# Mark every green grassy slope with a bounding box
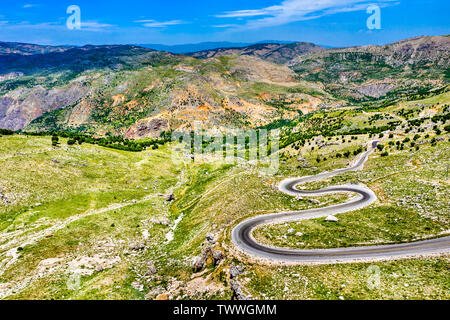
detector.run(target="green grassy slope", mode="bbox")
[0,91,448,299]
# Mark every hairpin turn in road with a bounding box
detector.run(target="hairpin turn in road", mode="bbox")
[232,141,450,263]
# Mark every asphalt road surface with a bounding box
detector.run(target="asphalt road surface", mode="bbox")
[232,142,450,263]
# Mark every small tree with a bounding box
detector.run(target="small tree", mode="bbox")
[51,135,59,147]
[445,125,450,133]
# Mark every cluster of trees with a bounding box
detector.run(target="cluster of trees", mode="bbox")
[340,122,401,137]
[431,113,450,124]
[317,146,366,163]
[0,129,14,137]
[20,131,170,152]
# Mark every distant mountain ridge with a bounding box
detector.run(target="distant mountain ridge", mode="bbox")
[187,42,326,64]
[0,41,74,56]
[138,42,253,54]
[138,40,297,54]
[0,40,303,56]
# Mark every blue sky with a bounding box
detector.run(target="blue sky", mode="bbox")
[0,0,448,46]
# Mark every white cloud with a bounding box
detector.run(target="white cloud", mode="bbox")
[23,4,38,8]
[216,10,268,18]
[1,20,114,33]
[134,19,184,28]
[81,21,114,30]
[216,0,398,29]
[212,24,240,28]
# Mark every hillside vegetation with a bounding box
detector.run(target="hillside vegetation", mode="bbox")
[0,35,448,300]
[0,90,448,299]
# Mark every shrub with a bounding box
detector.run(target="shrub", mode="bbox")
[0,129,14,136]
[51,135,59,147]
[445,125,450,133]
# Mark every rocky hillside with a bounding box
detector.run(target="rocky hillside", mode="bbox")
[0,45,182,132]
[0,43,327,136]
[188,42,326,65]
[0,36,448,137]
[289,36,450,101]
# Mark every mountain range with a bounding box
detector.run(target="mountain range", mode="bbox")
[0,35,448,138]
[138,40,298,54]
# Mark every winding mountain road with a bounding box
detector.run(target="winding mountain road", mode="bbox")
[232,141,450,264]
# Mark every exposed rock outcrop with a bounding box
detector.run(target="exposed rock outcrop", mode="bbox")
[192,233,224,272]
[229,264,251,300]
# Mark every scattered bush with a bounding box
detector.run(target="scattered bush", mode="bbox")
[445,125,450,133]
[51,135,59,147]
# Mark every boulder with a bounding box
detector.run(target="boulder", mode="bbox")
[230,264,244,279]
[230,279,252,300]
[165,193,175,202]
[192,248,208,272]
[146,264,157,276]
[212,250,224,266]
[206,232,216,243]
[155,294,169,300]
[145,287,163,300]
[129,243,146,251]
[325,215,339,222]
[131,282,144,292]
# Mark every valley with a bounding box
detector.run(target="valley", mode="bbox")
[0,35,448,300]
